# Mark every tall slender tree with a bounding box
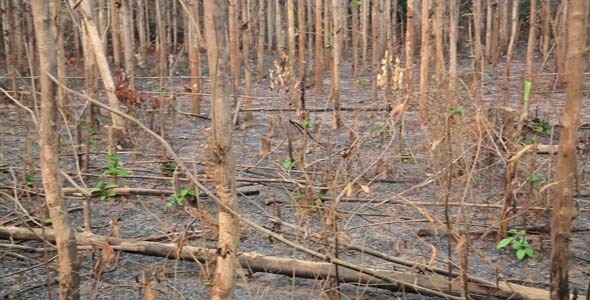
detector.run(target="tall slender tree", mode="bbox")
[551,0,586,298]
[31,1,81,298]
[203,0,239,299]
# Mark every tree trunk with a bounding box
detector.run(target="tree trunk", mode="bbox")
[120,0,135,89]
[405,0,415,86]
[228,0,240,97]
[203,0,239,299]
[448,0,458,90]
[329,0,343,129]
[314,0,323,95]
[109,0,121,67]
[31,1,81,298]
[526,0,537,78]
[256,0,265,79]
[419,0,431,121]
[189,0,202,114]
[550,0,586,298]
[136,0,147,67]
[297,0,306,78]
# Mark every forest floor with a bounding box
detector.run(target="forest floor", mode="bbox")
[1,50,589,299]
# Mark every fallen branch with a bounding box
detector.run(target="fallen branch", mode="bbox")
[0,226,556,300]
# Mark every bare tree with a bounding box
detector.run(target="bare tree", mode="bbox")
[203,0,239,299]
[31,1,81,298]
[120,0,135,89]
[109,0,121,67]
[550,0,586,298]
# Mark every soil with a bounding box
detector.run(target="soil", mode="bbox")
[1,50,589,299]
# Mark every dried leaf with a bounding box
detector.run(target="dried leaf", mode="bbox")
[102,243,114,265]
[360,185,370,194]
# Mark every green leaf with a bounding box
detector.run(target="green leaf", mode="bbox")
[512,240,523,249]
[450,106,464,116]
[497,237,514,249]
[523,81,532,108]
[204,281,216,287]
[302,119,312,128]
[282,157,296,170]
[524,247,534,258]
[516,248,527,260]
[166,201,175,208]
[176,197,185,205]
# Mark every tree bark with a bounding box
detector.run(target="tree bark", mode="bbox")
[109,0,121,67]
[31,1,81,298]
[314,0,323,95]
[203,0,239,299]
[550,0,586,298]
[120,0,135,89]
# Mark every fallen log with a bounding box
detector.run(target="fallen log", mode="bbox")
[0,226,556,299]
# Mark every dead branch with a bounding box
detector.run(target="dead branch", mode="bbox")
[0,225,560,300]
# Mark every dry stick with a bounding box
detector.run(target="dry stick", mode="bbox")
[50,75,462,299]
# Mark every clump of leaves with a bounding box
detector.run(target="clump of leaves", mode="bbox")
[450,106,464,117]
[526,118,552,136]
[166,187,196,209]
[497,229,534,261]
[302,119,313,128]
[356,78,370,86]
[104,154,129,177]
[527,172,545,186]
[94,181,119,201]
[282,156,296,170]
[24,173,34,187]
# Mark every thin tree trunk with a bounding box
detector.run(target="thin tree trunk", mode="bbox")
[526,0,537,78]
[405,0,415,87]
[51,0,67,112]
[491,0,500,66]
[351,0,359,81]
[256,0,265,78]
[189,0,202,114]
[330,0,343,129]
[541,0,551,59]
[419,0,431,121]
[31,1,81,298]
[550,1,586,298]
[434,0,445,85]
[109,0,121,67]
[360,0,369,71]
[499,0,510,51]
[228,0,240,97]
[448,0,458,90]
[287,0,296,74]
[275,0,284,52]
[136,0,147,67]
[485,0,493,61]
[473,0,484,81]
[120,0,135,89]
[155,0,168,76]
[203,0,239,299]
[242,0,253,122]
[314,0,323,95]
[297,0,306,78]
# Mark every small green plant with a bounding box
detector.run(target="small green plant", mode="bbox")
[24,173,34,187]
[375,126,385,134]
[204,281,216,287]
[527,172,545,186]
[526,118,551,136]
[94,181,119,201]
[356,78,370,85]
[450,106,464,117]
[282,156,296,170]
[497,229,534,261]
[166,187,196,208]
[104,154,129,177]
[302,119,312,128]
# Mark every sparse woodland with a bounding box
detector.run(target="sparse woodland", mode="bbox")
[1,0,590,299]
